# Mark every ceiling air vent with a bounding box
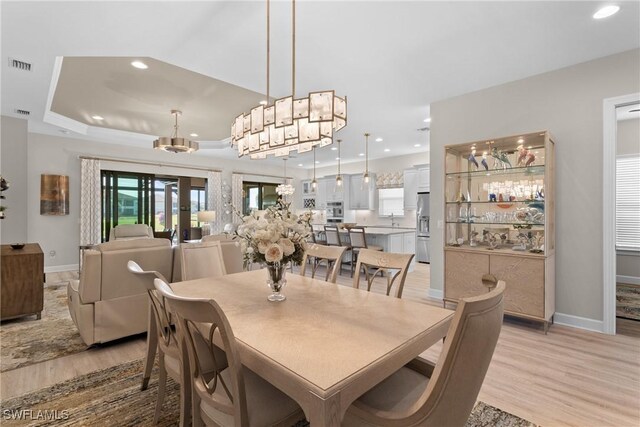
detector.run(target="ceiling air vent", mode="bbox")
[8,58,32,71]
[417,127,430,132]
[15,109,30,116]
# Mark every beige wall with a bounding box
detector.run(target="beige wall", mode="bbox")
[430,49,640,322]
[616,116,640,279]
[0,116,28,244]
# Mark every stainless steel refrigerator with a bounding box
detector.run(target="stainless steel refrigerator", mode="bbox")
[416,192,430,263]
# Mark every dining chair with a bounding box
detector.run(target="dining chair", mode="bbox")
[353,248,414,298]
[127,261,189,426]
[153,278,305,427]
[201,234,233,243]
[343,281,505,427]
[180,241,227,281]
[300,244,347,283]
[325,225,350,276]
[348,227,383,277]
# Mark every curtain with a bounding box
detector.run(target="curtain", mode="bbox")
[79,159,101,245]
[232,173,243,221]
[207,171,223,234]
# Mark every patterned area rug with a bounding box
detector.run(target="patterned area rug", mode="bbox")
[0,358,536,426]
[617,283,640,321]
[0,280,86,373]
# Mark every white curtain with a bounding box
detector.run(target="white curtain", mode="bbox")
[207,171,223,234]
[80,159,101,245]
[232,173,243,222]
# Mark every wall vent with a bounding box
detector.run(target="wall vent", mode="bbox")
[8,58,32,71]
[15,109,30,116]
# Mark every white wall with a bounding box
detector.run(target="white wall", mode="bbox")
[0,116,29,243]
[430,49,640,324]
[314,152,429,227]
[23,132,306,270]
[616,117,640,281]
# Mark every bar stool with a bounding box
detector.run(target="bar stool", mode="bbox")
[348,227,383,277]
[324,225,351,276]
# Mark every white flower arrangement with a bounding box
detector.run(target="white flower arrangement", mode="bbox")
[234,200,313,267]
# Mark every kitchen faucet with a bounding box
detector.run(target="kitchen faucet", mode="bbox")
[390,213,399,228]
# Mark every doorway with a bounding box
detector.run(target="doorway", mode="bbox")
[603,93,640,335]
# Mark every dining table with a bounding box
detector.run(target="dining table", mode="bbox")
[169,268,454,426]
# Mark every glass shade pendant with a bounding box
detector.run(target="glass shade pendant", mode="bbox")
[276,158,295,199]
[335,139,343,188]
[311,146,318,189]
[363,133,370,183]
[153,110,198,153]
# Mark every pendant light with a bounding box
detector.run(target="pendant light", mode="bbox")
[335,139,343,187]
[153,110,198,153]
[363,133,370,183]
[276,158,295,198]
[311,147,317,190]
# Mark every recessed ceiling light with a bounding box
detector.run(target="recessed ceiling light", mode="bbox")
[414,144,421,147]
[359,153,364,156]
[375,137,383,142]
[315,161,320,164]
[131,60,148,69]
[190,133,199,137]
[384,148,390,152]
[91,115,104,120]
[298,163,303,167]
[423,118,431,123]
[331,147,337,151]
[259,100,268,106]
[335,157,340,160]
[517,137,524,143]
[593,5,620,19]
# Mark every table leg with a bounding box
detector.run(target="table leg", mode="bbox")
[141,306,158,390]
[306,392,344,427]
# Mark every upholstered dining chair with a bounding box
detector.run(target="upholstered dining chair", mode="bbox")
[300,244,347,283]
[353,249,414,298]
[153,278,305,427]
[343,282,505,427]
[325,225,351,276]
[180,241,227,281]
[348,227,383,277]
[126,261,189,426]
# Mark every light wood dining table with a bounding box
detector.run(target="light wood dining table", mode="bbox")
[169,269,454,426]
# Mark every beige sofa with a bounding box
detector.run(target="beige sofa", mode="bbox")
[68,238,244,346]
[109,224,154,241]
[68,238,173,345]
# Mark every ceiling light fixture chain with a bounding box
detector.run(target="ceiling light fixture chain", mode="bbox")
[363,133,370,183]
[336,139,342,187]
[231,0,347,159]
[311,147,317,189]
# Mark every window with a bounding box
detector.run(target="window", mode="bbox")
[242,182,279,214]
[616,154,640,251]
[378,188,404,217]
[190,187,207,227]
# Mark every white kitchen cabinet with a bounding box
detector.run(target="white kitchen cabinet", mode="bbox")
[315,179,328,209]
[389,234,404,253]
[403,169,418,210]
[349,174,375,210]
[403,233,416,255]
[417,166,430,192]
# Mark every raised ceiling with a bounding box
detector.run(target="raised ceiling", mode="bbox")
[2,1,639,168]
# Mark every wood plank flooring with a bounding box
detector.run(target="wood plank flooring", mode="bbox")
[1,264,639,427]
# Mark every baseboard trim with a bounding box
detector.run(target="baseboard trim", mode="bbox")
[427,288,443,301]
[554,313,604,334]
[617,275,640,286]
[45,264,79,274]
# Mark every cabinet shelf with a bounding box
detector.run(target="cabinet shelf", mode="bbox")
[445,221,544,226]
[445,165,545,178]
[445,200,544,205]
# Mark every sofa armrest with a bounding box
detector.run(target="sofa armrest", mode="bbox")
[79,250,102,303]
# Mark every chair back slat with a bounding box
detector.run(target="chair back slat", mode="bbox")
[300,245,347,283]
[353,249,414,298]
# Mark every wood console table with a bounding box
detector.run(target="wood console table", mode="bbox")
[1,243,44,321]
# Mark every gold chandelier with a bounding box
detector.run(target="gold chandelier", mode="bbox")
[231,0,347,159]
[154,110,198,153]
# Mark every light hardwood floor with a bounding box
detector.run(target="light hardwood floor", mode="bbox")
[1,263,639,426]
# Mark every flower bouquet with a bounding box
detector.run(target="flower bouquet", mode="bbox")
[234,200,313,301]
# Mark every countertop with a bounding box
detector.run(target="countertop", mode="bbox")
[311,225,415,236]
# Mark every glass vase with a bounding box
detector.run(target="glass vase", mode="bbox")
[266,262,287,302]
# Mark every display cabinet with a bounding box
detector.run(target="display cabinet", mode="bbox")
[443,131,555,332]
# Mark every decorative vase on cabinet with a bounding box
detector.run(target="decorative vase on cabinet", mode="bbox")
[443,131,555,333]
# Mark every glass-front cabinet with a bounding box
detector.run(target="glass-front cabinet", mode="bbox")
[443,131,556,332]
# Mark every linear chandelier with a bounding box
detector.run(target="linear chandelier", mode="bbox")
[154,110,198,153]
[231,0,347,159]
